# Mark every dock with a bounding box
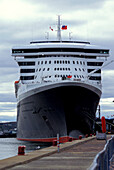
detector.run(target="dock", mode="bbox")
[0,135,112,170]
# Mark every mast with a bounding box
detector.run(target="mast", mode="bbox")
[57,15,61,41]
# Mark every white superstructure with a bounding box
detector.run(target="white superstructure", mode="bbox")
[12,40,109,100]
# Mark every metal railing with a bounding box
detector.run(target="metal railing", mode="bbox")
[89,135,114,170]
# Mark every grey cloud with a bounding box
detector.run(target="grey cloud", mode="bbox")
[0,115,16,122]
[0,93,16,102]
[25,0,107,10]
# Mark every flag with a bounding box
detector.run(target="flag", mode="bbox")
[49,26,53,31]
[61,25,67,30]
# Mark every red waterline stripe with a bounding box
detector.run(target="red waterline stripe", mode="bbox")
[17,136,70,143]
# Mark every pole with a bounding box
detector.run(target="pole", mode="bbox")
[57,133,60,153]
[57,15,61,41]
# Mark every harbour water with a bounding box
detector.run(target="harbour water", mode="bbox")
[0,138,48,160]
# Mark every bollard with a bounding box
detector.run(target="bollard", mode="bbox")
[18,146,26,155]
[79,135,82,140]
[85,134,88,138]
[69,137,73,142]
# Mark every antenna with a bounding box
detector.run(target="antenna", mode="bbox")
[45,32,49,40]
[69,32,72,40]
[57,15,61,41]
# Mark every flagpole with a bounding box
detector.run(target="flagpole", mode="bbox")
[57,15,61,41]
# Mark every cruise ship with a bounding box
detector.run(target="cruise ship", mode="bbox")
[12,17,109,142]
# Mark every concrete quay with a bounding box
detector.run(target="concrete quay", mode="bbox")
[0,136,111,170]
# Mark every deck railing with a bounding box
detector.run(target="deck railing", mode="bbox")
[89,135,114,170]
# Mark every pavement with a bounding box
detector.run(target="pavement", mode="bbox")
[0,136,111,170]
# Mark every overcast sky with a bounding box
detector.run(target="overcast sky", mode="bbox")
[0,0,114,122]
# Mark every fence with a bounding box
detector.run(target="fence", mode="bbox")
[89,135,114,170]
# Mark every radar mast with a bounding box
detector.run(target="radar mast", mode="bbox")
[57,15,61,41]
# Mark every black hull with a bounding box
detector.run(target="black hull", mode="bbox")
[17,85,100,142]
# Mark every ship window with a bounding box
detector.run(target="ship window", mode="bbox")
[87,62,103,66]
[54,61,56,64]
[75,68,77,71]
[79,68,81,71]
[38,61,40,65]
[68,61,70,64]
[54,68,56,71]
[68,68,70,71]
[60,61,62,64]
[49,61,51,64]
[18,62,35,66]
[45,61,47,64]
[77,61,79,64]
[60,68,62,70]
[47,68,50,71]
[39,68,41,71]
[20,76,34,80]
[89,76,101,80]
[57,61,59,64]
[80,61,82,65]
[88,69,101,73]
[83,62,85,65]
[57,68,59,71]
[73,61,75,64]
[20,69,35,73]
[43,68,45,71]
[12,48,109,54]
[41,61,43,64]
[65,61,67,64]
